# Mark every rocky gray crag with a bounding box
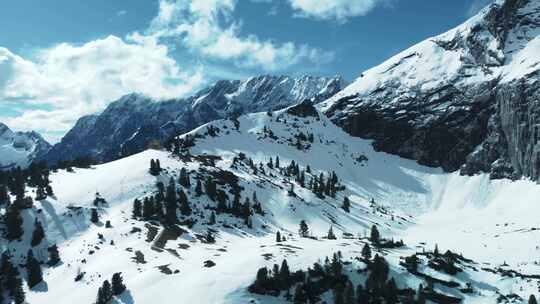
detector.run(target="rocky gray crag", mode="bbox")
[322,0,540,180]
[44,75,346,164]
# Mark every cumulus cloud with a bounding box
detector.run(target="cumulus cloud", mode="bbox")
[147,0,334,70]
[0,36,204,141]
[288,0,385,22]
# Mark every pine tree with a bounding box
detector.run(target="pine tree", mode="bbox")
[12,280,25,304]
[143,197,154,220]
[299,220,309,237]
[279,259,290,289]
[96,280,113,304]
[35,185,47,200]
[0,184,11,206]
[327,226,337,240]
[90,208,99,223]
[276,231,282,243]
[370,224,380,245]
[165,178,178,224]
[343,280,355,304]
[178,189,191,216]
[529,295,538,304]
[209,211,216,225]
[384,278,398,304]
[342,196,351,213]
[361,243,372,260]
[132,198,142,218]
[5,205,24,240]
[179,168,191,187]
[356,284,368,304]
[434,244,440,256]
[47,244,61,266]
[205,176,216,201]
[111,272,126,295]
[31,218,45,247]
[26,249,43,288]
[195,179,203,196]
[275,156,280,168]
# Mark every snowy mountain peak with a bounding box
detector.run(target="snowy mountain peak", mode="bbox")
[321,0,540,180]
[0,123,51,170]
[44,74,346,165]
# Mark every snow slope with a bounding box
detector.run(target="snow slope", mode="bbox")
[6,103,539,303]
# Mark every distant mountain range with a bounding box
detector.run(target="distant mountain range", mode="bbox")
[42,75,346,165]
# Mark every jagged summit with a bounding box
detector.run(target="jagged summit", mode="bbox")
[0,122,51,169]
[43,74,346,165]
[321,0,540,180]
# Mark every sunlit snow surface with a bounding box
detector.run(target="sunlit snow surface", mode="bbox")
[6,107,537,303]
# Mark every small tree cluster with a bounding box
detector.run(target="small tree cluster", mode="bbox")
[149,159,162,176]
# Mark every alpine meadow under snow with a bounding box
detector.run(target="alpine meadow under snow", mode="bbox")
[1,0,540,303]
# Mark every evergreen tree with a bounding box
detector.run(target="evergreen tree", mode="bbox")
[90,208,99,223]
[179,168,191,187]
[370,225,380,245]
[143,197,154,220]
[529,295,538,304]
[342,196,351,213]
[96,280,113,304]
[361,243,372,260]
[31,218,45,247]
[299,220,309,237]
[5,205,24,240]
[333,285,345,304]
[275,156,280,168]
[276,231,282,243]
[165,178,178,224]
[111,272,126,295]
[0,184,11,206]
[327,226,337,240]
[356,284,368,304]
[12,280,25,304]
[35,185,47,200]
[47,244,61,266]
[209,212,216,225]
[205,176,217,201]
[178,189,191,216]
[343,280,355,304]
[384,278,398,304]
[434,244,440,256]
[279,259,290,289]
[132,198,142,218]
[26,249,43,288]
[195,179,203,196]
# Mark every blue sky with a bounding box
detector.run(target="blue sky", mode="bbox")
[0,0,492,142]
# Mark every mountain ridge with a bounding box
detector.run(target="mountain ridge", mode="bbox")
[320,0,540,180]
[43,74,346,165]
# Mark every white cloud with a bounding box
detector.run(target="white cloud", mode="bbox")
[288,0,384,22]
[0,36,204,140]
[117,10,127,16]
[147,0,333,71]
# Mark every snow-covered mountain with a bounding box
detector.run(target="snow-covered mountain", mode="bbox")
[44,75,346,165]
[0,123,51,170]
[321,0,540,180]
[4,103,540,303]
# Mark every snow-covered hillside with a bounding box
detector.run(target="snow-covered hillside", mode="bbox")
[0,123,51,170]
[3,103,539,303]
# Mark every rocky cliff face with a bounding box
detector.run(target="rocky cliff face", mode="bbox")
[45,75,346,164]
[322,0,540,180]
